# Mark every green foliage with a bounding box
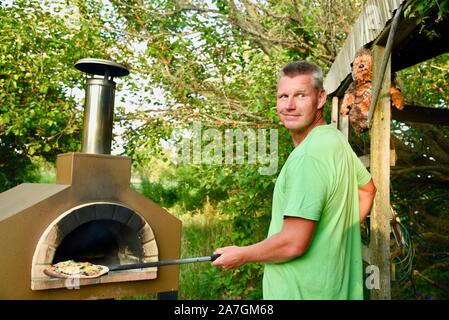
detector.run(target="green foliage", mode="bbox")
[137,176,179,208]
[404,0,449,25]
[0,140,40,190]
[0,0,129,191]
[397,53,449,108]
[404,0,449,42]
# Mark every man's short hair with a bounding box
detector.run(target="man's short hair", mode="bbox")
[279,61,324,91]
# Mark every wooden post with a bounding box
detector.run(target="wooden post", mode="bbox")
[369,45,391,300]
[331,96,339,128]
[338,105,349,139]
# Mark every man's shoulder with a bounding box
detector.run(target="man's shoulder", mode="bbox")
[306,125,347,155]
[313,124,344,141]
[287,125,348,164]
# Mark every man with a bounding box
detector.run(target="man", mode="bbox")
[212,61,376,299]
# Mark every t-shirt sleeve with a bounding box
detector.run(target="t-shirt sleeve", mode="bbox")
[353,151,372,187]
[282,155,328,221]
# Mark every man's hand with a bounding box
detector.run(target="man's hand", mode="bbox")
[211,246,246,269]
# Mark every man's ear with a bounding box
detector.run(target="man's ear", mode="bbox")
[317,90,327,110]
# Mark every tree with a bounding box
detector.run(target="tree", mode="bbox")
[0,0,131,191]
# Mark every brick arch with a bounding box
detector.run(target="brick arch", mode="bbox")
[31,202,158,289]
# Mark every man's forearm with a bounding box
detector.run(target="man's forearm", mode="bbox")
[242,232,303,264]
[210,235,295,270]
[359,193,374,223]
[359,179,376,223]
[212,217,315,269]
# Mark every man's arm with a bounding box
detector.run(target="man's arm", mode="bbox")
[359,178,376,224]
[211,217,315,269]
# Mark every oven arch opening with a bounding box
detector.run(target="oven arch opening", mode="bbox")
[53,219,143,266]
[31,202,159,290]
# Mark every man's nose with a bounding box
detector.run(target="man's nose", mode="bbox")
[286,97,296,109]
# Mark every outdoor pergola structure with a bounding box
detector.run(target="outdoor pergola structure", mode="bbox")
[324,0,449,299]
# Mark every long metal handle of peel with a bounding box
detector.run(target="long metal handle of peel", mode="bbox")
[109,254,221,272]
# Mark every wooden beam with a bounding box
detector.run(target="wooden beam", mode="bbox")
[362,244,371,264]
[338,108,349,140]
[362,245,397,282]
[369,45,391,300]
[368,3,403,127]
[331,96,339,128]
[392,105,449,126]
[359,147,396,168]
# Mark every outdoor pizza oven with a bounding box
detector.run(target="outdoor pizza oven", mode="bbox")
[0,59,182,299]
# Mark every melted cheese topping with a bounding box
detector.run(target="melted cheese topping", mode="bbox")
[53,260,104,276]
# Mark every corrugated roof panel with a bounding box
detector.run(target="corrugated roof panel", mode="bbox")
[324,0,405,95]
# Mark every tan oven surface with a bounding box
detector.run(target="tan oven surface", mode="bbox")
[0,153,182,299]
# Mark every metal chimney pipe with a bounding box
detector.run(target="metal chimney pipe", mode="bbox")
[75,58,129,154]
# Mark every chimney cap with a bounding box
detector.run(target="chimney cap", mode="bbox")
[75,58,129,77]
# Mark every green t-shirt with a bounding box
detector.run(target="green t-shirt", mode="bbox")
[263,124,371,300]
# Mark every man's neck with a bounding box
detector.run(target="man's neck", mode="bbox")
[290,115,326,147]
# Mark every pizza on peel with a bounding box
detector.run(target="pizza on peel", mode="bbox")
[44,260,109,279]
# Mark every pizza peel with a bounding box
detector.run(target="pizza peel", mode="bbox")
[44,253,221,279]
[108,253,221,272]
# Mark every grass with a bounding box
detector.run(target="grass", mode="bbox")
[176,202,232,299]
[118,201,233,300]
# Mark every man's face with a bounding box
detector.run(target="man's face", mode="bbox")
[276,74,326,133]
